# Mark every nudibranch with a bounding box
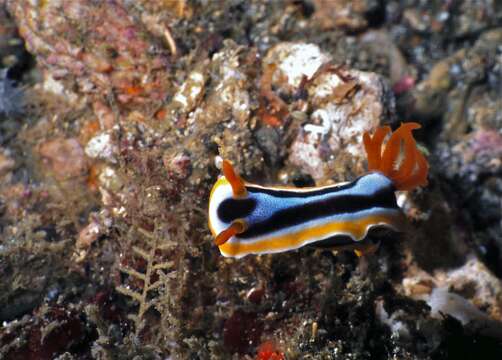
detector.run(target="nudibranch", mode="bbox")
[208,122,428,258]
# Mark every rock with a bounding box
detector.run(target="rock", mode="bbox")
[412,29,502,136]
[169,68,207,116]
[403,256,502,323]
[39,138,88,180]
[163,151,192,180]
[76,210,111,250]
[312,0,382,32]
[375,299,411,338]
[290,61,394,179]
[0,149,14,177]
[263,43,330,95]
[0,69,23,116]
[204,42,252,124]
[436,130,502,274]
[360,30,411,87]
[41,72,79,105]
[437,258,502,321]
[399,2,502,39]
[427,287,502,340]
[77,218,101,249]
[438,130,502,183]
[262,43,396,181]
[92,101,115,130]
[403,188,469,272]
[8,0,171,113]
[181,41,262,179]
[223,310,263,354]
[449,2,502,38]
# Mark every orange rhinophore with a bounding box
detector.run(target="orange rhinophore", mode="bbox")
[222,159,247,198]
[214,219,247,246]
[363,122,429,191]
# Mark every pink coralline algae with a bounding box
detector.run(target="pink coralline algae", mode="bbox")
[7,0,171,112]
[38,138,88,180]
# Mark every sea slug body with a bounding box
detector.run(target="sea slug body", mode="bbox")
[208,123,428,258]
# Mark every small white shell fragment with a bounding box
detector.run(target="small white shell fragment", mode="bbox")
[264,43,330,88]
[85,132,117,163]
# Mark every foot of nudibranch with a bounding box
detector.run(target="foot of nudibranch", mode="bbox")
[214,219,247,246]
[324,238,381,256]
[353,240,380,257]
[222,160,247,198]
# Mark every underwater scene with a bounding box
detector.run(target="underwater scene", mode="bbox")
[1,1,502,359]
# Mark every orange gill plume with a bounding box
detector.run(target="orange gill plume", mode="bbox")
[363,122,429,191]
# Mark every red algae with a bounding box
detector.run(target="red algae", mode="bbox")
[223,310,263,354]
[2,306,94,360]
[256,340,285,360]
